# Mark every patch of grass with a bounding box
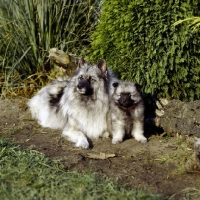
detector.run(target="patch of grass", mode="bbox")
[1,124,25,135]
[169,188,200,200]
[154,136,192,174]
[135,149,146,156]
[0,138,163,200]
[154,152,185,165]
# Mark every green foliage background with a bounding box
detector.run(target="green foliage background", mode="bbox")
[0,0,100,95]
[88,0,200,101]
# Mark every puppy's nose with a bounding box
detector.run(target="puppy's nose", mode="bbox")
[77,83,83,89]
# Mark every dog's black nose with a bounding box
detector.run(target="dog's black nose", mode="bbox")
[77,83,83,89]
[77,79,89,90]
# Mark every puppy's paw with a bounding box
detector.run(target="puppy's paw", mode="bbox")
[112,138,123,144]
[134,135,147,143]
[75,137,89,149]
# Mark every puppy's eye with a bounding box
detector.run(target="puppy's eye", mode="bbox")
[89,76,96,82]
[129,94,132,97]
[79,75,83,80]
[91,78,95,82]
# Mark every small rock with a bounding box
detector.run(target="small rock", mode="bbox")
[156,101,163,110]
[194,137,200,150]
[185,152,200,173]
[159,98,169,107]
[155,109,165,117]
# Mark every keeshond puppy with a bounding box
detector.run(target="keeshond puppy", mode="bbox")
[28,58,111,148]
[110,81,147,144]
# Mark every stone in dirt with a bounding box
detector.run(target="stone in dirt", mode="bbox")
[155,99,200,137]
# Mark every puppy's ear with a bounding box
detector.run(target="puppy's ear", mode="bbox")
[112,82,119,88]
[98,59,107,75]
[135,83,141,92]
[77,57,85,68]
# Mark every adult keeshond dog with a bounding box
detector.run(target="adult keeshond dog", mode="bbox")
[28,58,111,148]
[110,81,147,144]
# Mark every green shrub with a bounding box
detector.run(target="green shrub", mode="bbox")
[88,0,200,101]
[0,0,100,95]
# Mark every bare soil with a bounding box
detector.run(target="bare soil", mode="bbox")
[1,98,200,199]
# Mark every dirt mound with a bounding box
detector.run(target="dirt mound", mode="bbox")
[155,99,200,137]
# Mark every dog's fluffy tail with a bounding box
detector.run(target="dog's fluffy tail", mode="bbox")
[27,80,68,129]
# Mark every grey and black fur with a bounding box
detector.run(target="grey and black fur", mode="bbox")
[110,81,147,144]
[28,79,69,129]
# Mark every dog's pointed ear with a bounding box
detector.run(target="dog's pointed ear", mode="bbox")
[112,82,119,88]
[98,59,107,75]
[78,57,85,68]
[135,83,141,92]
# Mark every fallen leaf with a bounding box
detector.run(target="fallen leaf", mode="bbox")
[87,152,116,159]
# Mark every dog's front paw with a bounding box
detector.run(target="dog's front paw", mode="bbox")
[76,137,89,149]
[134,135,147,143]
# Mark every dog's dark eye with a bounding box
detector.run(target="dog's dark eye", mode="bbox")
[90,77,95,82]
[129,94,132,97]
[79,75,83,80]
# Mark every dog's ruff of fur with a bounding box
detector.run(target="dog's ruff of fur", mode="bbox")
[28,58,111,148]
[110,81,147,144]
